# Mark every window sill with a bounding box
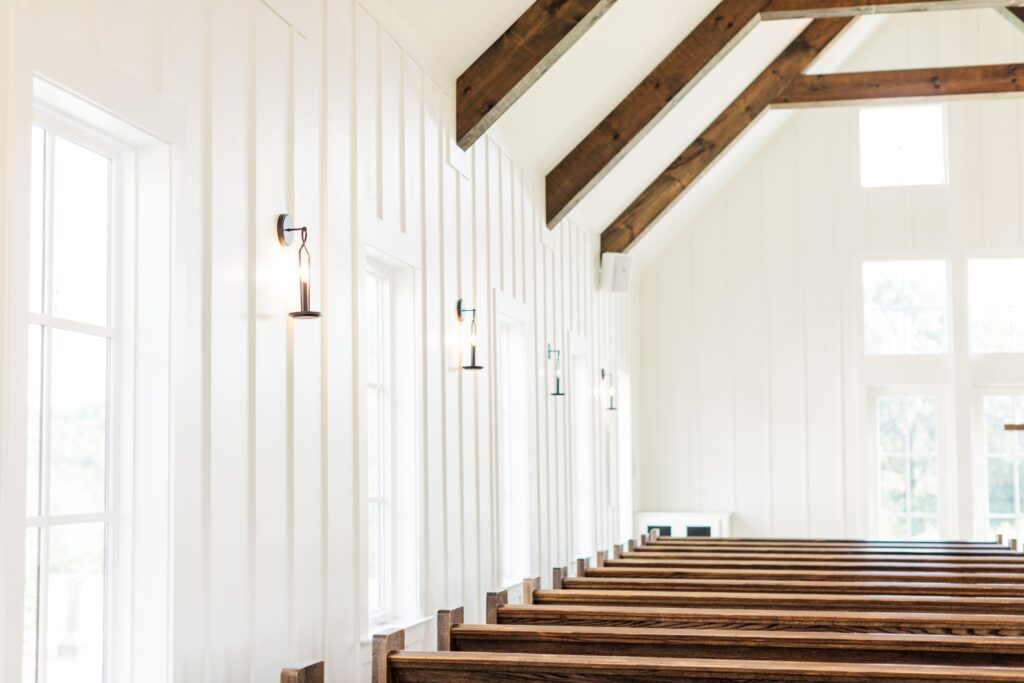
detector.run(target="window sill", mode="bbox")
[361,614,433,645]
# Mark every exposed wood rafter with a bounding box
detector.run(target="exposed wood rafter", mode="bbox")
[547,0,1024,229]
[774,63,1024,106]
[455,0,617,150]
[600,19,851,255]
[545,0,766,227]
[761,0,1024,19]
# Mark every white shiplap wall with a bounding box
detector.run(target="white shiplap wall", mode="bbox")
[0,0,632,682]
[635,10,1024,539]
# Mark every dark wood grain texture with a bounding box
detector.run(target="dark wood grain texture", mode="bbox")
[387,650,1024,682]
[585,565,1024,584]
[530,587,1024,614]
[281,661,324,683]
[373,629,405,683]
[620,550,1024,563]
[604,557,1024,572]
[639,542,1017,556]
[496,603,1024,636]
[562,575,1024,597]
[449,623,1024,667]
[544,0,765,226]
[773,63,1024,106]
[599,18,850,254]
[456,0,617,149]
[762,0,1024,18]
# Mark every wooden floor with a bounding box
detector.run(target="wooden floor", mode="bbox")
[362,532,1024,682]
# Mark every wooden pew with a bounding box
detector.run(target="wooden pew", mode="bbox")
[652,537,1004,546]
[437,609,1024,667]
[527,587,1024,615]
[492,602,1024,636]
[280,660,323,683]
[603,557,1024,573]
[617,550,1024,565]
[561,575,1024,597]
[584,565,1024,584]
[635,544,1020,557]
[374,642,1024,681]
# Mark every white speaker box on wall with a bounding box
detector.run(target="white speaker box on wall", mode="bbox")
[599,252,632,293]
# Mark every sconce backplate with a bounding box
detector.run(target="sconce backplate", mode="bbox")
[277,213,295,247]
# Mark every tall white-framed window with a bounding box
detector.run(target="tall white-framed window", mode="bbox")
[615,371,634,543]
[365,264,392,623]
[494,300,530,588]
[571,349,595,558]
[979,393,1024,540]
[870,391,942,540]
[24,123,116,683]
[363,254,420,629]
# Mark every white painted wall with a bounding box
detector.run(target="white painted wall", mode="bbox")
[0,0,632,681]
[635,10,1024,540]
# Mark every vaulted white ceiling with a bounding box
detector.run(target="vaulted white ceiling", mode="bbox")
[377,1,1024,268]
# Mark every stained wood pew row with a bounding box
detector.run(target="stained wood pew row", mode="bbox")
[437,607,1024,667]
[488,599,1024,637]
[584,565,1024,584]
[280,660,323,683]
[527,586,1024,615]
[373,632,1024,683]
[635,543,1021,557]
[561,575,1024,598]
[603,556,1024,573]
[617,551,1024,565]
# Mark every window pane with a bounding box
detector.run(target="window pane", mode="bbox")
[51,137,109,326]
[984,395,1015,455]
[909,457,937,515]
[367,387,381,498]
[27,325,43,517]
[367,502,382,617]
[863,261,947,355]
[49,330,107,515]
[910,516,938,540]
[876,396,906,454]
[878,515,907,540]
[879,456,906,515]
[365,274,381,386]
[46,523,105,683]
[907,396,937,455]
[989,516,1017,540]
[988,458,1015,515]
[23,528,39,683]
[859,105,945,188]
[969,259,1024,354]
[30,127,45,315]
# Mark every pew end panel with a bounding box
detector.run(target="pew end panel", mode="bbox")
[627,539,636,552]
[280,660,324,683]
[612,544,622,559]
[576,556,590,577]
[485,589,508,625]
[522,576,542,605]
[596,550,607,567]
[436,607,464,652]
[372,629,405,683]
[552,566,567,590]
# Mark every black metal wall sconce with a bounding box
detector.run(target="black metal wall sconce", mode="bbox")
[277,214,321,319]
[547,344,566,397]
[456,299,483,370]
[601,368,617,411]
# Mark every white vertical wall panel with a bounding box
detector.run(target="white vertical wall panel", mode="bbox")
[636,11,1024,538]
[1,0,633,682]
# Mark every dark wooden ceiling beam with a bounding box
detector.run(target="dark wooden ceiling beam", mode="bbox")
[599,18,851,255]
[545,0,766,227]
[774,63,1024,106]
[455,0,617,150]
[549,0,1024,230]
[762,0,1024,19]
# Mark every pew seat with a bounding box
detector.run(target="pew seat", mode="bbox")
[494,603,1024,636]
[442,621,1024,667]
[529,588,1024,615]
[583,566,1024,584]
